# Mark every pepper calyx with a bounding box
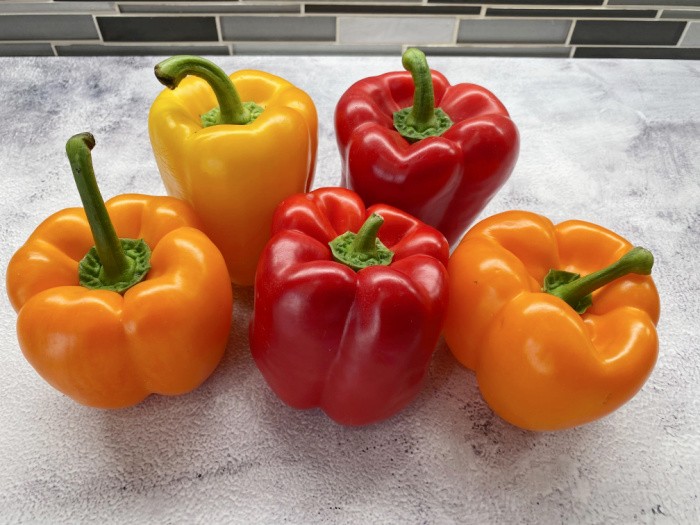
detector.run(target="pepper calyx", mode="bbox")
[329,213,394,272]
[201,101,264,128]
[79,239,151,294]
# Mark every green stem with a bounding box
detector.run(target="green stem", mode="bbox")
[393,48,453,142]
[66,133,151,294]
[329,213,394,272]
[154,55,254,125]
[546,247,654,311]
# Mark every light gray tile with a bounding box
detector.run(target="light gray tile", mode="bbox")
[338,16,455,44]
[662,10,700,19]
[56,44,231,56]
[681,21,700,46]
[458,19,571,44]
[119,3,300,14]
[232,42,402,55]
[0,2,115,14]
[421,45,571,58]
[221,16,336,41]
[0,15,98,40]
[0,43,54,56]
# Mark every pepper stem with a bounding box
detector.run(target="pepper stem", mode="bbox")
[329,213,394,272]
[544,247,654,314]
[66,133,150,294]
[154,55,263,127]
[393,48,453,142]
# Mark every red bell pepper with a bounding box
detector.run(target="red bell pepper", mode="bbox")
[249,187,449,426]
[335,48,519,246]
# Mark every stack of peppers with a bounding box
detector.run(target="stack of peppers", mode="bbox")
[6,50,659,432]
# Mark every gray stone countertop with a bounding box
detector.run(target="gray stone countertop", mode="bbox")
[0,56,698,524]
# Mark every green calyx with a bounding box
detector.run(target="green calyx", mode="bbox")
[543,246,654,314]
[329,213,394,272]
[66,132,151,294]
[393,47,453,142]
[154,55,264,127]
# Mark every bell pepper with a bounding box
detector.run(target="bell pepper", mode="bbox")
[335,48,519,246]
[249,187,449,426]
[148,55,318,285]
[6,133,233,408]
[443,211,660,431]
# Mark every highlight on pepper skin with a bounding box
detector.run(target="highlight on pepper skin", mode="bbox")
[443,210,660,431]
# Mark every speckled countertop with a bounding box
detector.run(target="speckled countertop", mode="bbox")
[0,56,698,524]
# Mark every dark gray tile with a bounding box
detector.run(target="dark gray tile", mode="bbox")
[571,20,687,45]
[0,15,98,40]
[486,8,658,18]
[0,43,54,56]
[421,45,571,57]
[305,4,480,15]
[221,16,335,42]
[232,42,402,55]
[429,0,603,4]
[458,19,571,44]
[97,16,218,42]
[574,46,700,59]
[0,2,115,13]
[662,10,700,19]
[119,3,300,14]
[609,0,700,5]
[56,44,230,56]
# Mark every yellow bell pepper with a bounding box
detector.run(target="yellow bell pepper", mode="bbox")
[148,56,318,285]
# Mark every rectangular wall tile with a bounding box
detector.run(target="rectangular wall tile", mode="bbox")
[486,8,658,18]
[119,4,300,14]
[661,10,700,19]
[681,22,700,46]
[420,45,571,57]
[339,16,455,44]
[221,16,335,41]
[0,43,54,56]
[0,15,98,40]
[232,42,403,55]
[571,21,687,45]
[0,2,115,14]
[574,46,700,59]
[305,4,480,15]
[428,0,603,5]
[56,44,230,55]
[608,0,700,5]
[458,19,571,44]
[97,16,218,42]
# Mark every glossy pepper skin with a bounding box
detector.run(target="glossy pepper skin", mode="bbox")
[335,48,519,246]
[249,188,450,426]
[149,56,318,285]
[6,134,233,409]
[443,211,660,431]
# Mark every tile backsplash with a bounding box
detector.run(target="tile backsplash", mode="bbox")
[0,0,698,58]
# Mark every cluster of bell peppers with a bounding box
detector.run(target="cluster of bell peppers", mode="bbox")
[6,50,659,431]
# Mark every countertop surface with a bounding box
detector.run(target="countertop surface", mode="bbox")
[0,56,698,524]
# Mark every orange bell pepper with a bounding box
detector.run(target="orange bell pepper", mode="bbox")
[148,55,318,285]
[6,133,233,408]
[443,211,660,431]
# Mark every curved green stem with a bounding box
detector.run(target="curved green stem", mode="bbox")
[393,48,453,142]
[329,213,394,272]
[154,55,260,126]
[544,247,654,314]
[66,133,150,294]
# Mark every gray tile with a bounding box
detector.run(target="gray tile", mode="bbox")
[485,8,658,18]
[119,3,300,14]
[56,44,231,56]
[0,43,54,56]
[661,10,700,19]
[98,16,218,42]
[221,16,335,42]
[0,15,98,40]
[571,20,686,45]
[681,21,700,46]
[609,0,700,5]
[232,42,402,55]
[0,2,115,13]
[430,0,603,4]
[305,4,480,15]
[339,16,455,44]
[420,45,571,57]
[458,19,571,44]
[574,46,700,59]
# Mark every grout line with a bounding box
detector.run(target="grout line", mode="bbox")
[215,14,223,42]
[50,42,58,57]
[92,14,104,43]
[565,19,576,46]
